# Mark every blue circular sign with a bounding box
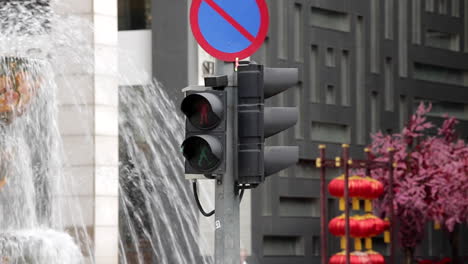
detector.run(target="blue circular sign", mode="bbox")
[190,0,269,61]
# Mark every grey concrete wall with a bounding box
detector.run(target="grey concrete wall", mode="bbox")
[251,0,468,263]
[55,0,120,263]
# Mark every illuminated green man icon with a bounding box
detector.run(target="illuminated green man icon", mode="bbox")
[198,146,212,167]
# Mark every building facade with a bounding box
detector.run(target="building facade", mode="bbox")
[250,0,468,263]
[122,0,468,263]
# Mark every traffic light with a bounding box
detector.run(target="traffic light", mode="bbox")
[181,87,227,175]
[237,62,299,185]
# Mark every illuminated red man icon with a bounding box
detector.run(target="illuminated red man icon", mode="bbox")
[198,102,209,126]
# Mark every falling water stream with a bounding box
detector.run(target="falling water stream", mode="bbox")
[0,0,213,263]
[119,84,213,264]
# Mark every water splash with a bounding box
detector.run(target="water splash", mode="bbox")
[0,0,214,263]
[0,0,95,262]
[118,83,214,264]
[0,229,83,264]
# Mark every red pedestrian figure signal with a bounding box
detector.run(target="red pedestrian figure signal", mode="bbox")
[198,102,209,126]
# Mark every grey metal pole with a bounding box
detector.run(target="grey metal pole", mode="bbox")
[319,144,328,264]
[343,144,350,264]
[214,61,240,264]
[388,149,395,264]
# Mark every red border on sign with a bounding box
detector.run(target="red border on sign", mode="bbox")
[190,0,269,62]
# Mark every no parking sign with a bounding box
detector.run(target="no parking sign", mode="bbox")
[190,0,269,62]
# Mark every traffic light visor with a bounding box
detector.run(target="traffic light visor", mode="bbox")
[181,93,223,130]
[181,135,223,172]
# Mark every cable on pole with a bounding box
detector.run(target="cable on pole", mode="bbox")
[192,180,215,217]
[192,181,250,217]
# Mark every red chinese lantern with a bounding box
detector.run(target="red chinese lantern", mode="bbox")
[329,175,368,197]
[329,252,372,264]
[351,252,372,264]
[329,175,371,210]
[329,214,346,237]
[383,219,390,230]
[329,214,387,239]
[350,215,365,238]
[328,175,345,197]
[328,215,364,238]
[329,251,346,264]
[367,178,384,198]
[367,250,385,264]
[361,177,384,212]
[361,214,387,237]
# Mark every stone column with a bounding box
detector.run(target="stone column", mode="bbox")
[55,0,119,263]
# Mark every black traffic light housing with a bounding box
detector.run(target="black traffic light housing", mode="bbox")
[181,89,226,175]
[237,62,299,185]
[181,92,225,131]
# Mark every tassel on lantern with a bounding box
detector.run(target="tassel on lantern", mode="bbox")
[384,218,391,243]
[354,238,362,251]
[340,237,347,250]
[352,197,360,210]
[384,231,390,243]
[339,198,345,211]
[365,237,372,250]
[364,199,372,212]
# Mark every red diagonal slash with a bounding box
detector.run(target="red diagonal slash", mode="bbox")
[203,0,256,42]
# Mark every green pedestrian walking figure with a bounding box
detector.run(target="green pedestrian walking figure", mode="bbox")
[198,146,211,167]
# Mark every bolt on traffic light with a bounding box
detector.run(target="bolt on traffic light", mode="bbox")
[181,89,226,175]
[237,62,299,185]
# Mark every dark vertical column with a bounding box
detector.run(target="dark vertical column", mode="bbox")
[412,0,422,44]
[388,149,396,264]
[152,0,189,105]
[342,144,350,264]
[319,145,327,264]
[370,0,380,73]
[355,16,365,144]
[398,0,408,77]
[464,0,468,52]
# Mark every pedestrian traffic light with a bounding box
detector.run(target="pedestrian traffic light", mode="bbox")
[181,88,226,175]
[237,62,299,185]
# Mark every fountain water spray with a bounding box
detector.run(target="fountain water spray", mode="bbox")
[0,0,214,263]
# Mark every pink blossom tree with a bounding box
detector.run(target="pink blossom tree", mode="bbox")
[367,103,468,264]
[421,116,468,263]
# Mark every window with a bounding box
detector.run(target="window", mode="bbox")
[118,0,151,30]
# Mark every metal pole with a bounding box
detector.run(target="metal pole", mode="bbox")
[388,149,395,264]
[214,61,240,264]
[319,144,327,264]
[365,148,371,178]
[343,144,350,264]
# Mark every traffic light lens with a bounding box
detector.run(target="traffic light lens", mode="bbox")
[182,136,221,172]
[181,93,223,130]
[190,98,219,129]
